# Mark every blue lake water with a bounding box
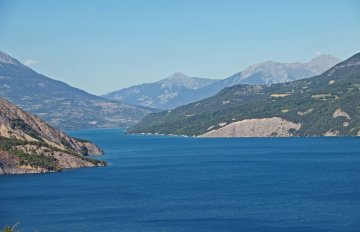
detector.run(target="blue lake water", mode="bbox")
[1,128,360,232]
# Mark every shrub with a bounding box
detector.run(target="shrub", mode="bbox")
[1,223,22,232]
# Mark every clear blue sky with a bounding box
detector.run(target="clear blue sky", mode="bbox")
[0,0,359,95]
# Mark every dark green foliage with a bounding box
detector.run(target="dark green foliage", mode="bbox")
[0,136,27,150]
[9,118,43,141]
[79,146,89,156]
[0,136,106,171]
[16,151,58,171]
[74,137,92,143]
[0,136,59,171]
[72,152,107,166]
[0,223,22,232]
[130,53,360,136]
[60,138,72,150]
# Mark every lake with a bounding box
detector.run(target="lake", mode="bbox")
[1,128,360,232]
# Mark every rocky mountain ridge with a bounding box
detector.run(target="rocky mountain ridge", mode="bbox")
[104,55,341,109]
[223,55,341,86]
[102,72,218,109]
[0,50,156,130]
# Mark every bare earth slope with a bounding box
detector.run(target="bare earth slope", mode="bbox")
[199,117,301,137]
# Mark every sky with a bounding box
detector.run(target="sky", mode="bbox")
[0,0,359,95]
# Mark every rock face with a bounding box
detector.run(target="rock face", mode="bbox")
[0,50,156,130]
[332,108,351,120]
[0,98,105,175]
[0,98,103,155]
[104,55,341,109]
[199,117,301,137]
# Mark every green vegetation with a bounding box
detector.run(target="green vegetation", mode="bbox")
[74,137,92,143]
[15,151,58,171]
[9,118,43,142]
[0,223,22,232]
[60,138,73,150]
[130,53,360,136]
[0,136,106,171]
[0,136,59,171]
[72,152,107,166]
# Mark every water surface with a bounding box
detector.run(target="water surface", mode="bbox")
[1,129,359,231]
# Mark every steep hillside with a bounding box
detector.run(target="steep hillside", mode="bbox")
[102,73,218,109]
[129,52,360,137]
[0,50,155,130]
[0,98,105,174]
[104,55,340,110]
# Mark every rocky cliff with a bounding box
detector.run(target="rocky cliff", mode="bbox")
[0,98,105,175]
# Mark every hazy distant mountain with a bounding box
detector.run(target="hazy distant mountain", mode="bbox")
[0,50,156,130]
[104,55,341,109]
[130,52,360,137]
[222,55,342,86]
[102,72,218,109]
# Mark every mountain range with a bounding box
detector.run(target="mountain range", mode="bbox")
[0,50,156,130]
[0,98,105,174]
[103,55,341,109]
[102,72,219,109]
[129,52,360,137]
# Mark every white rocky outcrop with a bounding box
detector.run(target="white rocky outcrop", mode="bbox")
[333,108,351,120]
[199,117,301,137]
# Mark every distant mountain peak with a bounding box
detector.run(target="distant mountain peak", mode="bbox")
[223,54,342,86]
[159,72,215,90]
[0,50,20,65]
[161,72,191,83]
[103,73,218,109]
[165,72,189,79]
[103,54,343,109]
[306,54,342,74]
[308,54,341,66]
